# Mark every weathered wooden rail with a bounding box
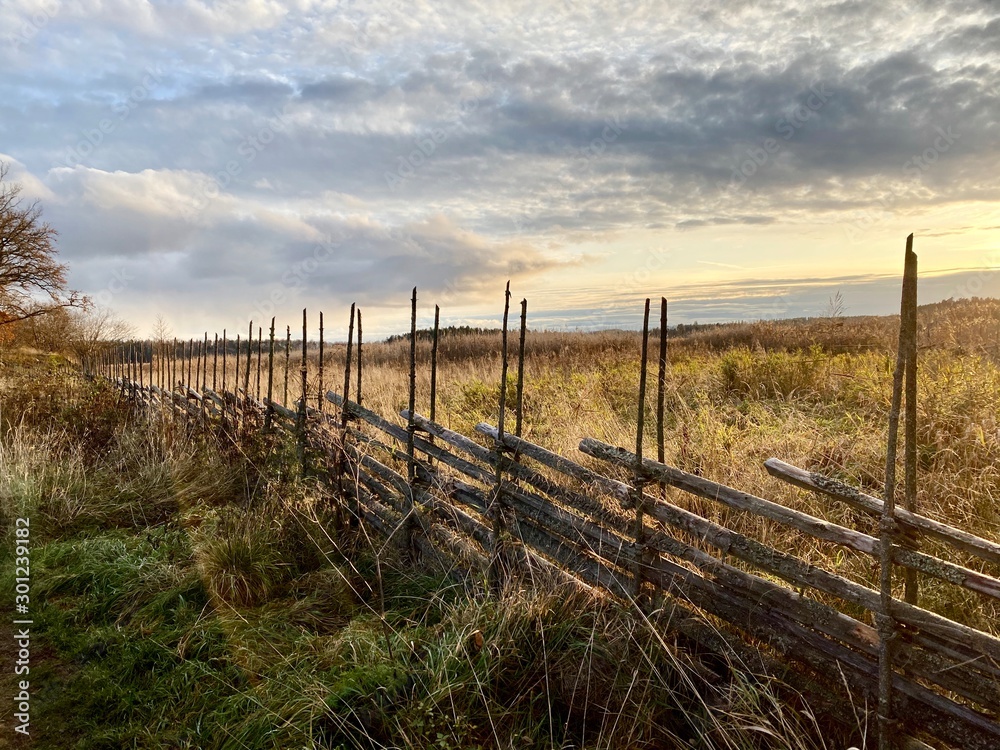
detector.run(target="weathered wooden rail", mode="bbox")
[94,237,1000,750]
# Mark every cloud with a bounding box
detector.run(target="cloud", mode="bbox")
[15,164,568,323]
[1,0,998,335]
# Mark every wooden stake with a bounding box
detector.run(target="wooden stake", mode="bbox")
[904,240,919,606]
[656,297,668,482]
[221,330,226,390]
[337,303,356,495]
[634,298,651,599]
[430,305,440,424]
[491,282,512,594]
[264,318,275,433]
[157,340,165,422]
[879,233,916,750]
[318,311,325,412]
[515,298,527,438]
[342,304,355,429]
[298,309,308,476]
[234,334,240,425]
[221,329,227,427]
[201,332,208,423]
[283,325,291,406]
[202,332,208,391]
[405,289,418,557]
[406,291,417,484]
[212,333,218,392]
[244,322,253,431]
[243,321,252,398]
[256,325,262,401]
[192,338,199,391]
[356,308,363,408]
[496,284,511,453]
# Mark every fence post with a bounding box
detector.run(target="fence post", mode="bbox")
[318,311,325,412]
[194,336,201,391]
[264,318,276,433]
[157,339,165,424]
[221,330,226,392]
[656,297,667,465]
[356,308,363,408]
[904,238,919,606]
[243,321,253,397]
[633,299,651,600]
[298,309,308,477]
[172,338,179,419]
[256,325,262,402]
[430,305,440,423]
[490,282,512,595]
[878,234,916,750]
[283,325,291,407]
[656,298,668,500]
[200,333,208,424]
[243,322,253,432]
[337,303,356,498]
[404,289,418,558]
[515,298,527,439]
[202,332,209,391]
[428,304,440,465]
[221,330,227,428]
[341,304,356,425]
[212,333,218,392]
[234,334,241,428]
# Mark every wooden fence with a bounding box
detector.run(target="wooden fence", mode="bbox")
[90,236,1000,750]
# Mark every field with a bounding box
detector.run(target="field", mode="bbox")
[2,296,1000,749]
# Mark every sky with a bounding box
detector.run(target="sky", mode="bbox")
[2,0,999,340]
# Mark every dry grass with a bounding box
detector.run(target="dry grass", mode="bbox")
[102,298,1000,631]
[277,297,1000,633]
[0,370,859,749]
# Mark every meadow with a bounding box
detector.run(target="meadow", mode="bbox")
[2,296,999,749]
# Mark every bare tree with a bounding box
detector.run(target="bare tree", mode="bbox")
[66,307,135,362]
[151,314,172,344]
[0,162,84,327]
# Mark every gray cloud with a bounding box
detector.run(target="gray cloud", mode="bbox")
[1,0,998,335]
